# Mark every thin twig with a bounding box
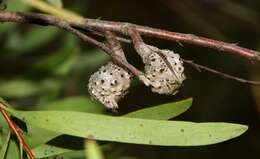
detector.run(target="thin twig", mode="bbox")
[62,20,148,84]
[126,27,259,85]
[0,11,110,52]
[0,103,35,159]
[183,59,260,85]
[0,11,150,86]
[17,0,260,61]
[105,31,151,86]
[79,20,260,61]
[0,11,259,85]
[86,28,132,43]
[105,30,129,62]
[12,0,260,61]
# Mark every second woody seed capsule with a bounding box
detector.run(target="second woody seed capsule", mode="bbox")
[135,43,186,95]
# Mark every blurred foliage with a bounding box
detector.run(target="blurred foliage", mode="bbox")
[0,0,259,159]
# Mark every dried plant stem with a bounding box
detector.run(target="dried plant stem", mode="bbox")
[183,59,260,85]
[13,0,260,61]
[105,31,151,86]
[78,20,260,61]
[0,11,259,85]
[0,103,35,159]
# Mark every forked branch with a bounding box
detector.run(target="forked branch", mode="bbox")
[0,11,259,86]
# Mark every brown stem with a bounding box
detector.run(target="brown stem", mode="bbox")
[89,28,131,43]
[105,31,128,62]
[127,26,144,44]
[183,59,260,85]
[105,31,151,86]
[0,11,151,86]
[0,11,259,85]
[79,19,260,61]
[126,27,259,85]
[0,11,259,61]
[0,104,35,159]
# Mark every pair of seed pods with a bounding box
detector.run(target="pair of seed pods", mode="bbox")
[88,43,186,110]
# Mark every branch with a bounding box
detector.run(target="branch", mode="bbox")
[15,0,260,61]
[126,26,260,85]
[0,11,151,85]
[0,103,35,159]
[104,31,151,86]
[0,11,110,52]
[0,11,259,85]
[77,20,260,61]
[183,59,260,85]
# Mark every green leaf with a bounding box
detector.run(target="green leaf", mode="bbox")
[85,140,104,159]
[46,0,63,8]
[32,143,110,158]
[0,130,10,159]
[0,114,8,129]
[33,144,73,158]
[74,50,110,71]
[19,142,23,159]
[6,0,30,11]
[18,96,104,151]
[0,22,16,36]
[0,78,62,99]
[24,97,105,148]
[126,98,192,120]
[59,150,86,159]
[5,26,59,54]
[32,34,79,77]
[27,98,190,158]
[34,96,105,113]
[5,109,248,146]
[5,139,20,159]
[23,125,61,148]
[0,97,11,108]
[0,79,40,98]
[33,144,85,159]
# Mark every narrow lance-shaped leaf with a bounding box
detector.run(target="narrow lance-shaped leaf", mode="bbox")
[34,96,105,113]
[5,139,20,159]
[31,98,191,158]
[126,98,192,120]
[0,130,11,159]
[23,125,61,148]
[33,144,73,158]
[3,108,248,146]
[23,96,105,148]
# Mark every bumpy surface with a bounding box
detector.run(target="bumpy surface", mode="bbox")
[139,44,186,95]
[88,62,132,110]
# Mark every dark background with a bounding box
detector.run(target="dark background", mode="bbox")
[0,0,260,158]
